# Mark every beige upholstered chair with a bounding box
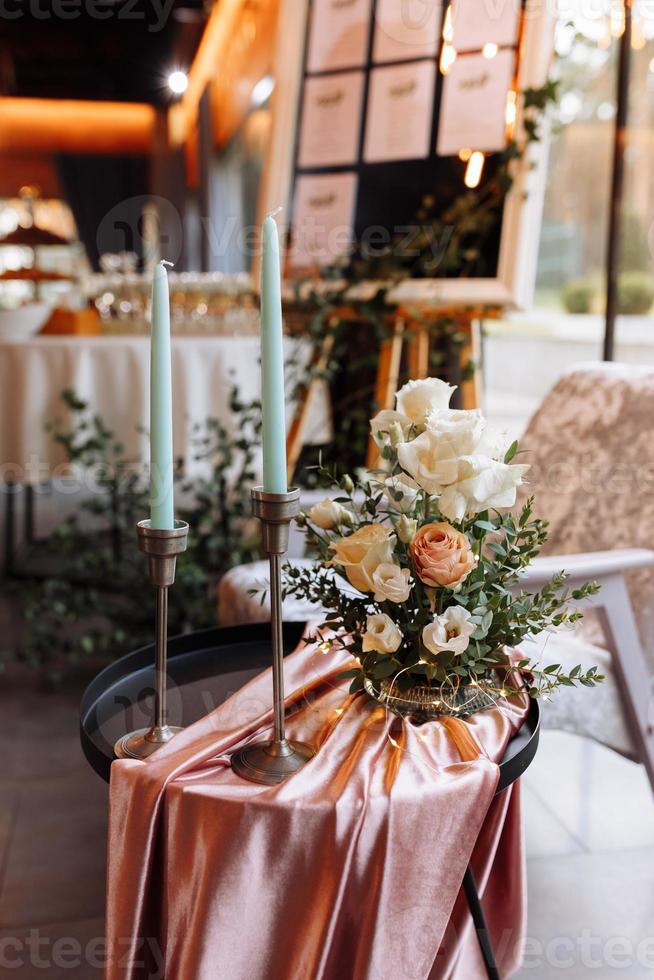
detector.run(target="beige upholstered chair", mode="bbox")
[512,362,654,789]
[218,363,654,790]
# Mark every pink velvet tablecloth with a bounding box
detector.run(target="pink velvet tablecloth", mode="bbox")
[106,634,530,980]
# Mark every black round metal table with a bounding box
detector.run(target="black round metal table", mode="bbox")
[80,622,539,979]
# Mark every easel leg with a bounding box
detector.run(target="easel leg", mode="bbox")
[462,864,500,979]
[406,325,430,380]
[286,333,335,485]
[365,318,405,469]
[460,318,482,410]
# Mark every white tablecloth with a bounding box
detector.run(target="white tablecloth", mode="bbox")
[0,336,331,483]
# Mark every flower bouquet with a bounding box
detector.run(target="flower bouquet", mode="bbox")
[285,378,603,718]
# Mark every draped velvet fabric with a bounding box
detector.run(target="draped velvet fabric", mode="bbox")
[106,635,529,980]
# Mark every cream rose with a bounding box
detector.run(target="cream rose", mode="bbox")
[308,497,350,530]
[422,606,475,658]
[396,407,528,520]
[328,524,395,592]
[362,613,403,654]
[396,378,456,427]
[411,522,475,588]
[396,410,485,494]
[437,456,530,524]
[371,562,412,603]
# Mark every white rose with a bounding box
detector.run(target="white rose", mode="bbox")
[422,606,475,658]
[396,427,460,495]
[384,473,420,513]
[437,455,530,523]
[395,378,455,428]
[396,514,417,544]
[370,409,411,448]
[362,613,403,654]
[371,562,412,603]
[425,409,486,456]
[308,497,350,530]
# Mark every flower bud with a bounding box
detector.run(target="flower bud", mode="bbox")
[340,474,355,495]
[389,422,405,448]
[397,515,417,544]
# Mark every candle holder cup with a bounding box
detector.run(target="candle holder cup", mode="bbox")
[231,487,315,784]
[114,519,189,761]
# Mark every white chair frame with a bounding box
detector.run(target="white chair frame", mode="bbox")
[518,548,654,791]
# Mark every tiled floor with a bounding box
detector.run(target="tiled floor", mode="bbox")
[516,733,654,979]
[0,670,653,978]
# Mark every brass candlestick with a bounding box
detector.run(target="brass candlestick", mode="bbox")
[114,519,189,761]
[231,487,315,784]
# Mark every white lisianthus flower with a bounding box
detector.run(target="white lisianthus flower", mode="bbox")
[371,562,412,603]
[384,472,420,513]
[362,613,403,654]
[308,497,350,530]
[395,377,455,428]
[370,409,411,448]
[437,456,530,524]
[422,606,475,657]
[396,514,417,544]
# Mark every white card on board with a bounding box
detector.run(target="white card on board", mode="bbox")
[291,172,358,269]
[364,60,436,162]
[297,72,365,168]
[450,0,520,51]
[437,49,514,156]
[373,0,443,63]
[307,0,372,73]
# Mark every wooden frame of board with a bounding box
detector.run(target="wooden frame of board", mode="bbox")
[257,0,556,311]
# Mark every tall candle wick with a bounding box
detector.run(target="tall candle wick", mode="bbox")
[267,206,284,219]
[160,259,175,268]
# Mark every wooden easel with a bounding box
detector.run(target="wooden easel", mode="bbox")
[285,304,494,483]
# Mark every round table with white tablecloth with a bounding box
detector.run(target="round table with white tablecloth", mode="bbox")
[0,335,331,483]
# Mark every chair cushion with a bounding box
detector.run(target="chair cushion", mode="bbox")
[519,632,636,760]
[218,558,326,626]
[517,362,654,670]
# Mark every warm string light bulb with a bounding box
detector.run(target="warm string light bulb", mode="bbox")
[464,151,485,188]
[505,89,517,138]
[482,42,498,59]
[440,42,457,74]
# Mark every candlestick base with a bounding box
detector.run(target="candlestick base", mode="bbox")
[114,724,184,761]
[230,737,315,785]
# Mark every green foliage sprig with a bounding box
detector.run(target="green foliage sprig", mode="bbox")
[8,387,263,683]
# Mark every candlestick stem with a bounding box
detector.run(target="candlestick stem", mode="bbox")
[154,585,168,730]
[114,520,189,761]
[231,488,315,784]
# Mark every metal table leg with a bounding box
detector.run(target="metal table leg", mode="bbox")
[463,864,500,979]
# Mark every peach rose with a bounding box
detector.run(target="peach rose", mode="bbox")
[410,522,475,589]
[328,524,395,593]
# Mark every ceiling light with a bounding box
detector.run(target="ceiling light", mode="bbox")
[167,70,189,96]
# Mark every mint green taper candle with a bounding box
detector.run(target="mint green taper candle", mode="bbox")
[149,261,175,529]
[260,213,288,494]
